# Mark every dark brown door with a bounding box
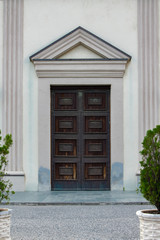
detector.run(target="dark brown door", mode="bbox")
[51,86,110,190]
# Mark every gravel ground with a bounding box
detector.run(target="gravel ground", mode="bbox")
[7,205,154,240]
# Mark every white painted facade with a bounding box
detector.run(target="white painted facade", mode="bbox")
[0,0,159,191]
[0,1,3,130]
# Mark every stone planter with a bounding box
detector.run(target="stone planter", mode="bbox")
[0,208,12,240]
[136,209,160,240]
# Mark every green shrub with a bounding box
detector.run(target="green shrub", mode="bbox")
[139,125,160,212]
[0,130,15,203]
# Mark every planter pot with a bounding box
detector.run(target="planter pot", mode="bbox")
[136,209,160,240]
[0,208,12,240]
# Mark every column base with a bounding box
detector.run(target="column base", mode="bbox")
[5,171,25,191]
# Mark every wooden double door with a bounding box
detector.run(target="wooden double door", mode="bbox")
[51,86,110,190]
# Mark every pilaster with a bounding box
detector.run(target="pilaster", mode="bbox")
[138,0,159,151]
[2,0,24,190]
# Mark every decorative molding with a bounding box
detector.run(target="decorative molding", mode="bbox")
[2,0,24,171]
[138,0,159,151]
[30,28,131,79]
[33,60,128,78]
[6,171,25,176]
[30,26,131,60]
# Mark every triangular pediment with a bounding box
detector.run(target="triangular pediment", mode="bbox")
[30,27,131,61]
[58,44,103,59]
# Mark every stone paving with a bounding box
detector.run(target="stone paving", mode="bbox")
[2,191,150,239]
[9,191,148,205]
[9,204,154,240]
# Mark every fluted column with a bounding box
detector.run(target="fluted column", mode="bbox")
[2,0,24,172]
[138,0,159,151]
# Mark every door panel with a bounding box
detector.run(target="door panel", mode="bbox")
[55,139,77,156]
[51,86,110,190]
[85,116,106,133]
[85,140,107,156]
[55,163,77,180]
[85,163,106,180]
[84,93,107,110]
[55,116,77,133]
[55,93,77,110]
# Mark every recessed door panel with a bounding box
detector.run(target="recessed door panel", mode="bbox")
[51,87,110,190]
[55,140,77,156]
[55,116,77,133]
[55,93,77,110]
[55,163,77,180]
[85,140,106,156]
[84,93,107,110]
[85,163,106,180]
[85,116,106,133]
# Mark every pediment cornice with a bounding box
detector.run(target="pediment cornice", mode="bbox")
[30,26,131,61]
[30,27,131,78]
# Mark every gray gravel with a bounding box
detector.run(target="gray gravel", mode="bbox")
[8,205,154,240]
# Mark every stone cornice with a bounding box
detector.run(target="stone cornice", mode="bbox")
[33,60,128,78]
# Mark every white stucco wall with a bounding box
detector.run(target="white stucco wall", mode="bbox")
[24,0,138,190]
[123,55,138,190]
[159,1,160,122]
[123,0,138,189]
[0,1,3,130]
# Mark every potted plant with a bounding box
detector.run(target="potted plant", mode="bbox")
[136,125,160,239]
[0,130,15,239]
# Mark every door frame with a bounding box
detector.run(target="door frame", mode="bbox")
[37,76,124,191]
[30,28,130,191]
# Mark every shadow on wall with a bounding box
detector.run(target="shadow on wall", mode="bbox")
[38,164,123,190]
[38,167,50,185]
[111,162,123,190]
